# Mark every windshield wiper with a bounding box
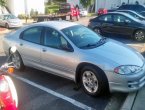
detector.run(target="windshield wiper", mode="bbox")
[80,43,97,48]
[80,37,107,49]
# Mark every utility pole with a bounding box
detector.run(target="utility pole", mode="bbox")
[128,0,129,4]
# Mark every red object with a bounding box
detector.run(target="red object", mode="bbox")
[0,75,17,110]
[59,3,79,17]
[98,8,108,16]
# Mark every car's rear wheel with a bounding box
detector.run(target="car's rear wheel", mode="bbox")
[5,23,9,29]
[94,28,102,35]
[81,66,109,96]
[134,30,145,42]
[11,51,24,71]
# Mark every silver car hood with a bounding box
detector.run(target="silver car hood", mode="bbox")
[82,39,144,67]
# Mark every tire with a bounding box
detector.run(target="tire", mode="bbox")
[81,66,109,96]
[134,30,145,42]
[94,28,102,35]
[5,23,9,29]
[11,51,25,71]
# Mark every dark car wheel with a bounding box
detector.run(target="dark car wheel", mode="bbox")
[11,51,24,71]
[5,23,9,29]
[94,28,102,35]
[134,30,145,42]
[81,66,109,96]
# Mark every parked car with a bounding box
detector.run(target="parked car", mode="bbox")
[117,4,145,16]
[79,8,88,17]
[88,12,145,42]
[3,21,145,96]
[97,8,108,16]
[0,14,22,28]
[115,10,145,20]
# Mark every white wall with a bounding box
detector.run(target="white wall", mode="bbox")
[95,0,121,11]
[7,0,45,16]
[67,0,80,6]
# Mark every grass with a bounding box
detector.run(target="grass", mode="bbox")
[45,4,59,14]
[87,13,97,17]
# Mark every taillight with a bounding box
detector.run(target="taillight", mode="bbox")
[0,76,18,109]
[0,77,9,92]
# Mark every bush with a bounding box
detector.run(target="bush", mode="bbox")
[30,9,38,18]
[45,4,59,14]
[18,14,26,19]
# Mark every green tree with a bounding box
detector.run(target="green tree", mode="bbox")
[80,0,94,9]
[0,0,6,6]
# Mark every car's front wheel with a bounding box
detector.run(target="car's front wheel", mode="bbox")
[81,66,109,96]
[94,28,102,35]
[5,23,9,29]
[11,51,24,71]
[134,30,145,42]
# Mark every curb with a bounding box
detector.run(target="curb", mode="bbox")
[120,92,137,110]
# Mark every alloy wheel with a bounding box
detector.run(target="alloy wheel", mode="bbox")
[135,31,145,41]
[94,28,101,34]
[82,71,98,94]
[11,53,21,69]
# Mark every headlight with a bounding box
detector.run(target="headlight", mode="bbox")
[114,65,142,75]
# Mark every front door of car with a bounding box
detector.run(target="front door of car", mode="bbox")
[40,27,78,79]
[97,14,114,33]
[18,26,43,67]
[112,14,133,35]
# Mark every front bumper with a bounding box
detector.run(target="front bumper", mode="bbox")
[107,64,145,92]
[8,23,22,28]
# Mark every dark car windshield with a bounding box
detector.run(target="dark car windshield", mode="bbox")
[62,25,105,49]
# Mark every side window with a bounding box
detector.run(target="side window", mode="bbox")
[113,15,131,23]
[98,15,112,22]
[21,27,43,44]
[44,28,71,50]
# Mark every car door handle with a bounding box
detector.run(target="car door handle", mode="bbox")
[42,48,47,52]
[20,43,23,46]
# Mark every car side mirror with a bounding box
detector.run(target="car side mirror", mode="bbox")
[61,44,73,52]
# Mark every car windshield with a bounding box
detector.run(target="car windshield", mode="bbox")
[62,25,106,49]
[4,14,17,20]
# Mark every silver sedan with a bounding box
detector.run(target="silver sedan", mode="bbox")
[0,14,22,28]
[3,21,145,96]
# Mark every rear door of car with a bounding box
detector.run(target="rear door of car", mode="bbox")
[18,26,44,67]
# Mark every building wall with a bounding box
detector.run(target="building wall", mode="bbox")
[7,0,45,16]
[94,0,145,12]
[95,0,121,11]
[67,0,80,6]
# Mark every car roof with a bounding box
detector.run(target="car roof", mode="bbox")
[108,11,134,17]
[28,21,79,30]
[106,12,140,21]
[116,10,136,12]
